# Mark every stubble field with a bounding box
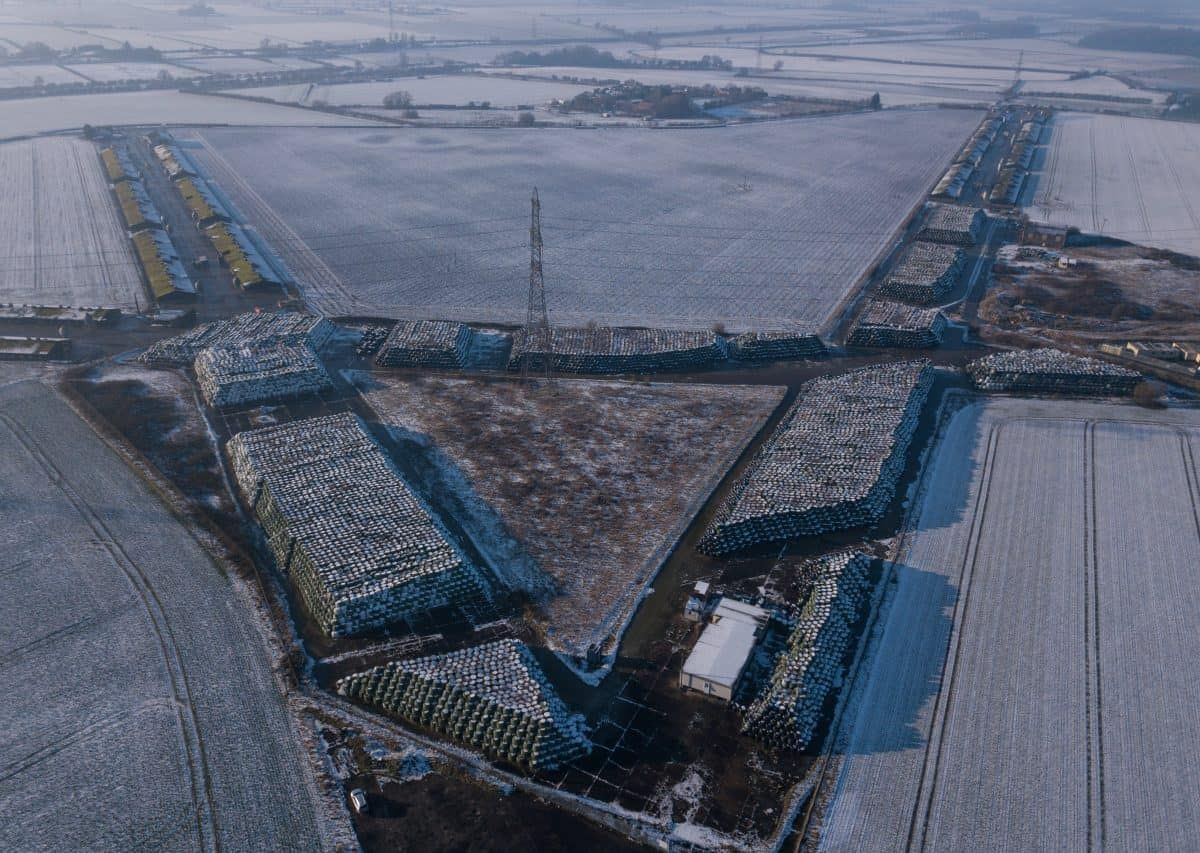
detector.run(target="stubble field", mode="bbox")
[0,138,144,308]
[0,381,327,851]
[820,396,1200,852]
[1028,113,1200,258]
[186,109,980,330]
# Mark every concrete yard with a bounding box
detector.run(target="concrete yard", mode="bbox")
[820,395,1200,852]
[0,380,329,851]
[185,109,981,330]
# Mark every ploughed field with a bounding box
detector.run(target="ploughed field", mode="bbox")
[185,109,980,330]
[0,381,326,851]
[356,375,784,659]
[0,138,144,308]
[821,396,1200,852]
[1028,113,1200,258]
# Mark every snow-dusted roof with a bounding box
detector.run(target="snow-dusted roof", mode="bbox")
[682,598,769,689]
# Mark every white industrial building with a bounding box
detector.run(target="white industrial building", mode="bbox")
[680,598,770,701]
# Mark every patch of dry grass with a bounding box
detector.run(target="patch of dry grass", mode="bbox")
[360,376,784,657]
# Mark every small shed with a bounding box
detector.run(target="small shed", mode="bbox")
[680,598,769,701]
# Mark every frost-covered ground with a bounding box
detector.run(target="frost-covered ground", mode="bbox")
[0,90,386,140]
[62,61,203,83]
[187,108,980,330]
[357,375,784,658]
[1027,113,1200,258]
[0,380,327,851]
[0,137,143,308]
[235,75,592,108]
[820,396,1200,852]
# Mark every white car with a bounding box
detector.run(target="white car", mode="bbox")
[349,788,368,815]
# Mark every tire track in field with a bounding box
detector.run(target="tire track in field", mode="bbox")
[0,414,220,853]
[907,424,1001,853]
[0,711,132,783]
[69,141,118,306]
[1156,126,1200,237]
[30,144,41,294]
[1121,124,1153,239]
[190,133,361,316]
[1084,421,1105,852]
[1089,121,1100,232]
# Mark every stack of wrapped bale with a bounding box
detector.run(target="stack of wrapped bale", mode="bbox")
[338,639,591,772]
[848,300,947,349]
[877,242,965,304]
[375,320,473,368]
[700,361,932,555]
[356,323,395,358]
[195,342,333,407]
[509,326,726,374]
[918,204,986,245]
[742,552,873,750]
[227,413,488,637]
[729,331,827,362]
[141,311,333,366]
[967,348,1141,395]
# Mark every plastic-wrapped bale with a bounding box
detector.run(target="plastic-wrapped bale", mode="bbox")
[337,639,591,772]
[375,320,472,368]
[848,301,947,349]
[918,204,986,246]
[509,326,726,374]
[729,331,827,362]
[742,552,873,750]
[877,242,965,304]
[226,413,489,637]
[195,342,333,407]
[140,310,333,367]
[966,348,1141,396]
[699,361,932,556]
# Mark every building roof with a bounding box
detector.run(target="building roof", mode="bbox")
[682,597,769,689]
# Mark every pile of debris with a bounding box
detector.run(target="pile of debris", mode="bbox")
[918,204,986,245]
[375,320,473,369]
[699,361,932,555]
[966,348,1140,395]
[509,326,725,374]
[337,639,590,772]
[741,552,873,750]
[227,413,488,637]
[356,323,395,358]
[729,331,827,362]
[195,342,332,407]
[877,242,965,304]
[849,301,947,348]
[140,311,332,366]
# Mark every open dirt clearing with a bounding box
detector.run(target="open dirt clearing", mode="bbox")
[356,374,784,658]
[1028,113,1200,258]
[820,396,1200,852]
[0,137,143,308]
[0,380,328,851]
[186,109,980,330]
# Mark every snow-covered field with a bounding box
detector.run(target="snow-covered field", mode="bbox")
[237,75,591,108]
[186,108,980,330]
[358,375,784,658]
[0,63,81,88]
[1028,113,1200,258]
[821,396,1200,852]
[0,380,327,851]
[0,137,143,308]
[0,90,386,140]
[62,61,202,83]
[1020,73,1167,103]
